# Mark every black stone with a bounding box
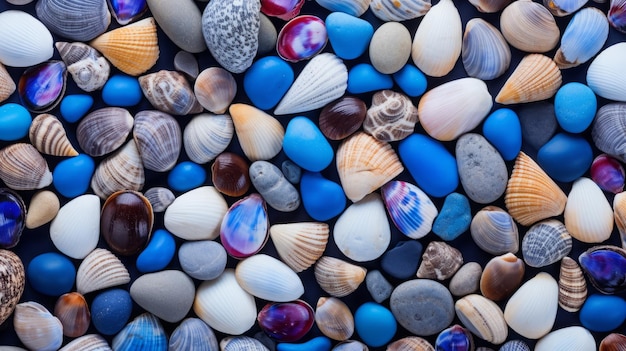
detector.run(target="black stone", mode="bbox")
[381,240,423,280]
[516,102,558,152]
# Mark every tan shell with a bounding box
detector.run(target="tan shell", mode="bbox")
[0,143,52,191]
[29,113,78,157]
[269,222,329,273]
[558,256,587,312]
[76,248,131,295]
[480,253,525,301]
[388,337,435,351]
[229,103,285,162]
[504,152,567,226]
[0,250,25,325]
[183,113,234,164]
[564,177,614,243]
[194,67,237,114]
[455,294,508,344]
[314,256,367,297]
[363,90,418,142]
[416,241,463,280]
[500,0,559,53]
[336,132,404,202]
[59,334,111,351]
[14,301,63,351]
[90,140,145,200]
[139,70,203,116]
[77,107,134,157]
[614,192,626,250]
[315,297,354,341]
[25,190,60,229]
[495,54,562,104]
[470,206,519,255]
[0,62,15,103]
[55,41,110,92]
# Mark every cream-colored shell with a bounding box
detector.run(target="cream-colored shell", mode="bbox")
[55,41,111,92]
[496,54,562,104]
[315,297,354,341]
[229,103,284,162]
[29,114,78,157]
[370,0,431,21]
[500,0,559,53]
[194,67,237,114]
[534,326,596,351]
[564,177,614,243]
[470,206,519,255]
[164,186,228,240]
[0,62,15,103]
[455,294,508,344]
[0,143,53,191]
[235,254,304,302]
[314,256,367,297]
[14,302,63,351]
[587,42,626,102]
[26,190,60,230]
[269,222,329,272]
[0,10,54,67]
[59,334,111,351]
[183,113,234,164]
[462,18,511,80]
[614,192,626,249]
[76,248,131,295]
[90,140,145,200]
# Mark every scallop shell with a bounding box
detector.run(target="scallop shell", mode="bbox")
[455,294,508,344]
[0,10,54,67]
[14,302,63,351]
[411,0,461,77]
[495,54,562,105]
[235,254,304,302]
[55,41,110,92]
[600,333,626,351]
[470,206,519,255]
[220,336,270,351]
[315,0,371,17]
[336,132,404,202]
[143,187,175,213]
[77,107,134,157]
[90,140,145,200]
[229,103,284,162]
[169,318,218,351]
[315,297,354,341]
[468,0,511,12]
[614,192,626,249]
[139,70,203,115]
[388,337,434,351]
[164,186,228,240]
[112,313,167,351]
[183,113,234,164]
[592,103,626,162]
[363,90,418,142]
[0,62,16,103]
[370,0,431,21]
[89,17,159,76]
[314,256,367,297]
[554,8,608,69]
[480,253,525,302]
[416,241,463,280]
[269,222,329,273]
[504,152,567,226]
[587,43,626,102]
[558,256,587,312]
[36,0,111,41]
[500,0,559,53]
[59,334,111,351]
[26,190,60,229]
[564,177,614,243]
[54,292,90,338]
[381,180,438,240]
[462,18,511,80]
[49,194,100,260]
[194,67,237,114]
[76,248,130,295]
[534,326,596,351]
[133,110,182,172]
[29,113,78,157]
[521,219,572,268]
[0,143,52,191]
[543,0,588,16]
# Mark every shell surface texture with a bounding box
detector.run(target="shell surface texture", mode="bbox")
[90,140,145,199]
[495,54,562,104]
[55,41,111,92]
[111,313,167,351]
[499,0,560,52]
[220,194,269,259]
[194,67,237,114]
[370,0,431,21]
[235,254,304,302]
[462,18,511,80]
[554,7,608,69]
[455,294,508,344]
[13,301,63,351]
[315,296,354,341]
[363,89,418,142]
[578,245,626,294]
[314,256,367,297]
[49,194,101,259]
[139,70,203,116]
[76,248,131,294]
[18,60,67,113]
[133,110,182,172]
[0,10,54,68]
[0,250,25,325]
[470,206,519,255]
[35,0,111,41]
[76,107,134,157]
[587,42,626,102]
[521,219,572,268]
[0,62,15,103]
[558,256,587,312]
[29,113,78,157]
[381,180,438,240]
[163,186,228,241]
[229,103,285,161]
[269,222,329,272]
[183,113,234,164]
[0,143,53,191]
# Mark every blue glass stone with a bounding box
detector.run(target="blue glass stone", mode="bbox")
[537,133,593,183]
[277,336,332,351]
[108,0,148,25]
[354,302,397,347]
[136,229,176,273]
[91,289,133,335]
[102,74,142,107]
[432,193,471,241]
[579,246,626,294]
[244,56,294,110]
[579,294,626,332]
[168,161,207,192]
[347,63,393,94]
[435,325,474,351]
[27,252,76,296]
[283,116,334,172]
[60,94,94,123]
[0,103,32,141]
[53,154,96,198]
[0,189,26,248]
[325,12,373,60]
[220,194,269,259]
[18,60,67,113]
[554,82,597,133]
[393,64,427,97]
[300,171,346,221]
[482,108,522,161]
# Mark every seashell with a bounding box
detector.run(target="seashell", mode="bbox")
[315,297,354,341]
[220,336,269,351]
[336,132,404,202]
[108,0,148,25]
[139,70,203,115]
[495,54,562,104]
[0,10,54,67]
[600,333,626,351]
[470,206,519,255]
[578,245,626,294]
[319,96,366,141]
[544,0,588,16]
[55,42,111,92]
[164,186,228,240]
[314,256,367,297]
[59,334,111,351]
[54,292,90,338]
[455,294,507,344]
[76,248,131,295]
[0,143,52,191]
[587,43,626,102]
[564,177,614,243]
[194,67,237,114]
[609,0,626,33]
[387,337,434,351]
[363,90,418,142]
[534,326,596,351]
[480,253,525,301]
[25,190,60,229]
[468,0,510,12]
[381,180,438,240]
[101,190,154,256]
[169,318,218,351]
[0,250,25,325]
[499,340,530,351]
[133,110,182,172]
[211,152,251,197]
[261,0,305,20]
[411,0,461,77]
[235,254,304,302]
[18,60,67,113]
[591,154,625,194]
[315,0,371,16]
[500,0,559,53]
[36,0,111,41]
[174,50,199,79]
[592,103,626,162]
[7,0,34,3]
[558,256,587,312]
[615,192,626,249]
[0,63,16,103]
[143,187,175,213]
[229,104,284,161]
[521,219,572,268]
[29,113,78,157]
[416,241,463,280]
[77,107,133,157]
[90,140,145,200]
[504,152,567,226]
[184,113,234,164]
[50,194,100,259]
[201,0,260,74]
[269,222,329,273]
[418,77,493,141]
[274,53,348,115]
[435,325,474,351]
[554,8,608,69]
[257,300,315,342]
[462,18,511,80]
[220,194,269,259]
[14,302,63,351]
[89,17,159,76]
[277,15,327,63]
[503,272,559,339]
[112,313,166,351]
[370,0,431,21]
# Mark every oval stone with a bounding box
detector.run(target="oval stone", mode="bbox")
[393,64,427,97]
[365,270,393,304]
[579,294,626,332]
[0,189,26,248]
[136,229,176,273]
[52,154,95,198]
[369,22,411,74]
[168,161,207,192]
[347,63,393,94]
[60,94,93,123]
[102,74,142,107]
[178,240,227,280]
[516,102,557,151]
[244,56,294,110]
[554,82,597,133]
[380,240,423,280]
[91,289,132,335]
[130,270,196,323]
[100,190,154,256]
[26,252,75,296]
[300,171,346,221]
[537,133,593,183]
[354,302,397,347]
[325,12,373,60]
[482,108,522,161]
[0,103,31,141]
[432,192,471,241]
[249,160,300,212]
[283,116,334,172]
[282,160,302,184]
[146,0,206,53]
[449,262,482,297]
[277,336,332,351]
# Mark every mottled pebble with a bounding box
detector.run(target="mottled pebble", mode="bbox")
[380,241,423,280]
[516,102,557,151]
[432,192,471,241]
[282,160,302,184]
[277,336,332,351]
[393,64,427,97]
[0,103,31,141]
[258,13,278,56]
[369,22,411,74]
[250,160,301,212]
[482,108,522,161]
[554,82,597,133]
[178,240,227,281]
[579,294,626,332]
[59,94,93,123]
[537,133,593,183]
[136,229,176,273]
[147,0,206,53]
[300,171,346,221]
[101,74,142,107]
[168,161,207,192]
[354,302,397,347]
[91,289,132,335]
[325,12,373,60]
[26,252,75,296]
[366,270,393,303]
[244,56,294,110]
[52,154,95,198]
[130,270,195,323]
[449,262,483,297]
[347,63,393,94]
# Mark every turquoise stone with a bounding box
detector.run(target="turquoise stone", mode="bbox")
[325,12,373,60]
[277,336,332,351]
[27,252,76,296]
[52,154,96,198]
[347,63,393,94]
[579,294,626,332]
[244,56,294,110]
[432,192,471,241]
[283,116,334,172]
[354,302,397,347]
[60,94,94,123]
[393,64,427,97]
[537,133,593,183]
[168,161,207,192]
[554,82,597,133]
[0,103,31,141]
[136,229,176,273]
[482,108,522,161]
[102,74,142,107]
[300,171,346,221]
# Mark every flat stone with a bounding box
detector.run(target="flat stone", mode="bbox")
[381,241,423,280]
[366,270,393,303]
[369,22,411,74]
[449,262,482,297]
[432,192,471,241]
[130,270,195,323]
[179,240,227,280]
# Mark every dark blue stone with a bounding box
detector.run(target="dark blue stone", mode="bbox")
[579,246,626,294]
[537,133,593,183]
[27,252,76,296]
[91,288,133,335]
[435,325,474,351]
[0,189,26,248]
[381,241,423,280]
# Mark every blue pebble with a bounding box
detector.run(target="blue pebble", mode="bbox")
[354,302,397,347]
[168,161,207,192]
[325,12,373,60]
[579,294,626,332]
[300,171,346,221]
[136,229,176,273]
[0,103,31,141]
[482,108,522,161]
[392,64,427,97]
[398,134,459,197]
[102,74,142,107]
[60,94,93,123]
[432,193,471,240]
[27,252,75,296]
[537,133,593,183]
[277,336,332,351]
[554,82,597,133]
[53,154,95,198]
[91,289,133,335]
[283,116,334,172]
[347,63,393,94]
[244,56,294,110]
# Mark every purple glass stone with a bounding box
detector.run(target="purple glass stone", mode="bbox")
[435,325,474,351]
[220,193,269,259]
[579,245,626,294]
[257,300,315,342]
[261,0,304,20]
[0,189,26,249]
[18,60,67,113]
[609,0,626,33]
[277,15,327,62]
[107,0,147,25]
[591,154,625,194]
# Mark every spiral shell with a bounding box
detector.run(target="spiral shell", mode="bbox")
[90,140,145,200]
[55,42,110,92]
[133,110,182,172]
[416,241,463,280]
[0,143,52,191]
[29,113,78,157]
[363,90,418,142]
[14,301,63,351]
[76,248,131,295]
[558,256,587,312]
[314,256,367,297]
[0,250,25,325]
[139,70,203,116]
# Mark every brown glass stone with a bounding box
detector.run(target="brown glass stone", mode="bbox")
[101,190,154,256]
[319,96,366,140]
[211,152,250,197]
[54,292,90,337]
[480,252,525,301]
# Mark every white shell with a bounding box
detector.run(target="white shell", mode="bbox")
[0,10,54,67]
[183,114,234,164]
[13,302,63,351]
[235,254,305,302]
[164,186,228,240]
[564,177,614,243]
[193,269,257,335]
[462,18,511,80]
[554,8,608,69]
[59,334,112,351]
[370,0,431,21]
[315,0,371,16]
[455,294,508,344]
[274,53,348,115]
[49,194,100,260]
[503,272,558,339]
[229,104,285,162]
[534,326,596,351]
[76,248,131,295]
[269,222,329,273]
[587,42,626,102]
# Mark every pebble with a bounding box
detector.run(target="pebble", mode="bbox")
[366,270,393,303]
[281,160,302,184]
[482,108,522,161]
[130,270,196,323]
[101,74,142,107]
[516,102,557,151]
[136,229,176,273]
[456,133,508,204]
[244,56,294,110]
[554,82,597,133]
[537,133,593,183]
[52,154,95,198]
[146,0,206,53]
[347,63,393,94]
[25,190,59,229]
[283,116,334,172]
[178,240,227,280]
[354,302,397,347]
[258,13,278,56]
[0,103,31,141]
[255,331,277,351]
[168,161,207,192]
[26,252,75,296]
[449,262,483,297]
[392,64,428,97]
[325,12,373,60]
[579,294,626,332]
[174,51,199,79]
[91,289,133,335]
[369,22,411,74]
[249,160,301,212]
[277,336,332,351]
[381,241,423,280]
[59,94,93,123]
[300,171,346,221]
[432,193,471,241]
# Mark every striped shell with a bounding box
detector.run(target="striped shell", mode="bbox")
[36,0,111,41]
[229,104,284,162]
[59,334,111,351]
[455,294,508,344]
[314,256,367,297]
[0,62,16,103]
[521,219,572,268]
[0,10,54,67]
[139,70,203,116]
[371,0,430,21]
[90,140,145,200]
[77,107,134,157]
[554,8,608,69]
[470,206,519,255]
[133,110,182,172]
[112,313,167,351]
[14,302,63,351]
[462,18,511,80]
[381,180,438,240]
[495,54,562,105]
[55,41,110,92]
[363,90,418,142]
[315,0,371,17]
[558,257,587,312]
[0,143,52,191]
[168,318,218,351]
[164,186,228,241]
[183,113,234,164]
[235,254,304,302]
[76,248,131,295]
[315,297,354,341]
[388,337,435,351]
[29,113,78,157]
[269,222,329,272]
[499,0,559,53]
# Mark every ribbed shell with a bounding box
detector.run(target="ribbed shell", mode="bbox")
[76,248,131,295]
[0,250,25,325]
[315,0,371,17]
[143,187,175,212]
[269,222,329,272]
[36,0,111,41]
[77,107,134,157]
[455,294,508,344]
[370,0,431,21]
[388,337,435,351]
[314,256,367,297]
[164,186,228,240]
[558,256,587,312]
[592,103,626,163]
[220,336,270,351]
[112,313,167,351]
[543,0,588,16]
[534,326,596,351]
[587,43,626,102]
[522,220,572,268]
[614,192,626,249]
[500,0,559,53]
[381,180,438,240]
[168,318,218,351]
[462,18,511,80]
[50,194,100,259]
[609,0,626,33]
[90,140,145,200]
[0,10,54,67]
[499,340,531,351]
[554,8,608,69]
[470,206,519,255]
[363,90,418,142]
[55,42,110,92]
[194,67,237,114]
[235,254,304,302]
[14,302,63,351]
[29,113,78,157]
[0,62,15,103]
[564,177,614,243]
[0,143,52,191]
[183,113,234,164]
[229,104,284,161]
[133,110,182,172]
[139,70,203,115]
[315,297,354,341]
[600,333,626,351]
[495,54,562,104]
[59,334,111,351]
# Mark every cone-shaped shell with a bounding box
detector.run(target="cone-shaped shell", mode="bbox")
[235,254,304,302]
[416,241,464,280]
[614,192,626,249]
[55,42,110,92]
[0,62,16,103]
[500,0,559,53]
[388,337,435,351]
[495,54,562,104]
[314,256,367,297]
[0,143,52,191]
[316,297,354,341]
[462,18,511,80]
[455,294,508,344]
[587,43,626,102]
[50,194,100,259]
[14,302,63,351]
[35,0,111,42]
[504,152,567,226]
[90,140,145,200]
[521,219,572,268]
[534,326,596,351]
[269,222,329,272]
[164,186,228,241]
[554,8,608,69]
[564,177,614,243]
[139,70,203,115]
[470,206,519,255]
[229,104,284,162]
[89,17,159,76]
[29,113,78,157]
[558,256,587,312]
[77,107,134,157]
[76,248,130,295]
[183,113,234,164]
[370,0,431,21]
[59,334,111,351]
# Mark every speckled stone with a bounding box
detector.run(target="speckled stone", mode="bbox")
[366,270,393,303]
[449,262,482,297]
[129,270,195,323]
[178,240,227,280]
[369,22,411,75]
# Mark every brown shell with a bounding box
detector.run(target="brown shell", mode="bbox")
[319,96,366,141]
[194,67,237,114]
[480,252,525,301]
[0,62,16,103]
[600,333,626,351]
[558,256,587,312]
[0,250,25,325]
[211,152,251,198]
[139,70,203,116]
[363,90,418,142]
[416,241,463,280]
[314,256,366,297]
[54,292,90,338]
[29,113,78,157]
[315,297,354,341]
[495,54,562,105]
[0,143,52,191]
[388,337,435,351]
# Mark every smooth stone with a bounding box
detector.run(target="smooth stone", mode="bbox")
[147,0,206,53]
[91,289,132,335]
[249,160,300,212]
[136,229,176,273]
[366,270,393,303]
[244,56,294,110]
[390,279,455,336]
[59,94,93,123]
[381,241,423,280]
[102,74,142,107]
[258,13,278,56]
[281,160,302,184]
[325,12,373,60]
[25,190,59,229]
[26,252,75,296]
[52,154,95,198]
[432,193,471,241]
[449,262,483,297]
[130,270,196,323]
[174,51,199,79]
[554,82,597,133]
[579,294,626,332]
[516,102,557,151]
[537,133,593,183]
[354,302,397,347]
[0,103,31,141]
[178,240,227,280]
[456,133,508,204]
[482,108,522,161]
[277,336,332,351]
[300,171,346,221]
[393,64,427,97]
[347,63,393,94]
[399,133,459,198]
[369,22,411,74]
[283,116,334,172]
[168,161,207,192]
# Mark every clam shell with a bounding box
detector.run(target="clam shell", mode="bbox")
[333,340,369,351]
[495,54,562,104]
[316,297,354,341]
[54,292,90,338]
[14,302,63,351]
[554,8,608,69]
[0,10,54,67]
[609,0,626,33]
[169,318,218,351]
[522,219,572,268]
[55,42,110,92]
[534,326,596,351]
[164,186,228,240]
[183,113,234,164]
[504,152,567,226]
[195,67,237,114]
[363,90,418,142]
[314,256,367,297]
[89,17,159,76]
[480,253,525,302]
[90,140,145,200]
[315,0,371,16]
[133,110,182,172]
[235,254,304,302]
[49,194,100,259]
[77,107,134,157]
[468,0,511,12]
[139,70,203,115]
[0,143,52,191]
[614,192,626,249]
[269,222,329,273]
[592,103,626,163]
[600,333,626,351]
[336,132,404,202]
[220,336,270,351]
[470,206,519,255]
[25,190,60,229]
[59,334,111,351]
[76,248,130,295]
[416,241,463,280]
[500,0,559,53]
[558,256,587,312]
[387,337,434,351]
[229,103,284,161]
[462,18,511,80]
[411,0,461,77]
[0,62,16,103]
[36,0,111,41]
[499,340,530,351]
[564,177,614,243]
[112,313,167,351]
[143,187,175,213]
[319,96,367,141]
[370,0,431,21]
[587,43,626,102]
[29,113,78,157]
[543,0,588,16]
[0,250,25,325]
[381,180,438,240]
[455,294,508,344]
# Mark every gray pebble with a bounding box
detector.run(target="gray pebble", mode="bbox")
[365,270,393,303]
[147,0,207,53]
[179,240,227,280]
[250,160,300,212]
[449,262,482,297]
[174,51,199,79]
[369,22,411,75]
[281,160,302,184]
[258,13,277,56]
[130,270,195,323]
[516,102,557,151]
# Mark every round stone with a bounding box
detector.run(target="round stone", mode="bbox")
[136,229,176,273]
[449,262,483,297]
[0,103,31,141]
[179,240,227,280]
[432,193,471,241]
[91,289,132,335]
[26,252,75,296]
[365,270,393,303]
[537,133,593,183]
[168,161,207,192]
[354,302,397,347]
[130,270,196,323]
[369,22,411,74]
[555,82,597,133]
[59,94,93,123]
[381,241,423,280]
[52,154,95,198]
[300,171,346,221]
[102,74,142,107]
[325,12,373,60]
[482,108,522,161]
[393,64,427,97]
[347,63,393,94]
[283,116,334,172]
[244,56,294,110]
[579,294,626,332]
